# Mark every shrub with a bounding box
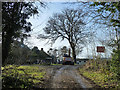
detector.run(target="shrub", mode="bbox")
[110,49,120,80]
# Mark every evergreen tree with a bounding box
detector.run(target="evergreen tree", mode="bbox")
[2,2,45,65]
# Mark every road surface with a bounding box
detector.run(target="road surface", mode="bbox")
[39,65,98,88]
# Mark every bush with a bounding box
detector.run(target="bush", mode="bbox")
[110,49,120,80]
[79,59,120,88]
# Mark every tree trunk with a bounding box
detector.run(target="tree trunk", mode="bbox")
[71,46,76,63]
[2,31,13,65]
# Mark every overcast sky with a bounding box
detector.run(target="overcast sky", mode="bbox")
[24,2,113,58]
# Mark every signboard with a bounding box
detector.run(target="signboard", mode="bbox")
[97,46,105,53]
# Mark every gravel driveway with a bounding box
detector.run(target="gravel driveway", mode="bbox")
[41,65,95,88]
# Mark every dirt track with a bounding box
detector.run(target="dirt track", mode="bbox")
[40,65,96,88]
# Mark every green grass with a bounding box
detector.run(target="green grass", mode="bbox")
[51,64,62,65]
[2,65,46,88]
[79,60,120,88]
[0,75,2,79]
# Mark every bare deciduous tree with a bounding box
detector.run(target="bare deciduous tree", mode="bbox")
[38,8,93,63]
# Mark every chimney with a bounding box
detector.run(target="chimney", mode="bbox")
[69,48,71,57]
[41,48,43,51]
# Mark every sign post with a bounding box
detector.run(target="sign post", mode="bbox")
[97,46,105,59]
[97,46,105,53]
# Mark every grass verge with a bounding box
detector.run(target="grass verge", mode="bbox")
[2,65,46,88]
[79,59,120,88]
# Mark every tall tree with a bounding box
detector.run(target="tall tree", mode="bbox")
[90,2,120,79]
[39,8,93,63]
[90,2,120,49]
[2,2,45,65]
